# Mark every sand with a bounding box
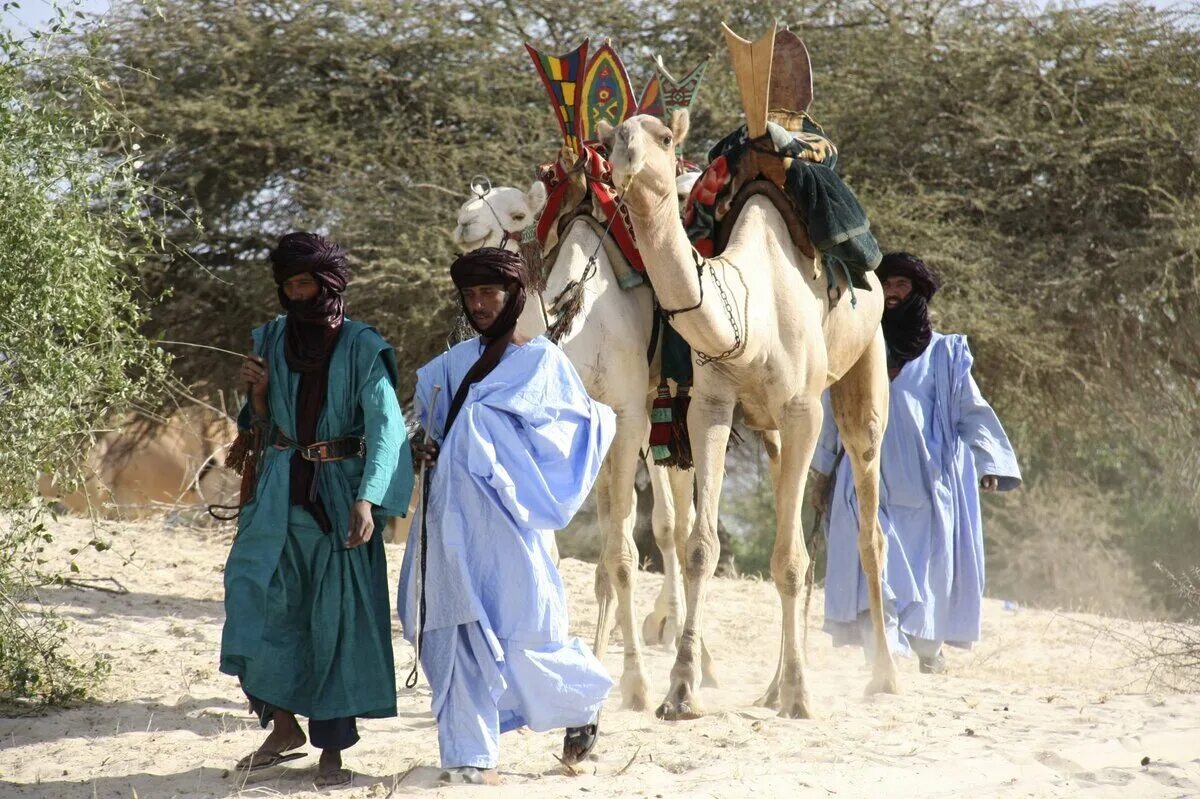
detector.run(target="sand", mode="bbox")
[1,515,1197,798]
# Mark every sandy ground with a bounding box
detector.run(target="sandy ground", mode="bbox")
[1,515,1198,799]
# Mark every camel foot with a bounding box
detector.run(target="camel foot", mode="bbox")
[754,684,780,710]
[641,610,680,651]
[655,699,705,721]
[865,669,901,696]
[620,670,649,712]
[778,688,812,719]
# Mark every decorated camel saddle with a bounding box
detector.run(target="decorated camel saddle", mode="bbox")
[525,39,707,290]
[684,25,880,291]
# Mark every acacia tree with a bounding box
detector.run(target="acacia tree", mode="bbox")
[72,0,1200,604]
[0,15,171,703]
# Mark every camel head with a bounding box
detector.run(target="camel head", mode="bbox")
[452,180,548,252]
[602,110,690,216]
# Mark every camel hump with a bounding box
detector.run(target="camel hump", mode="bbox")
[769,30,813,130]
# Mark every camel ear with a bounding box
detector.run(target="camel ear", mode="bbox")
[597,120,616,153]
[525,180,548,216]
[669,109,690,149]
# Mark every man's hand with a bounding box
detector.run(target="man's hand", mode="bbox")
[809,471,831,515]
[239,351,269,416]
[346,500,375,548]
[980,475,1000,493]
[412,440,440,466]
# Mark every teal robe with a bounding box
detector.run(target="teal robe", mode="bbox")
[220,316,414,721]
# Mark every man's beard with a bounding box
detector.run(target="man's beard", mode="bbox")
[881,292,932,371]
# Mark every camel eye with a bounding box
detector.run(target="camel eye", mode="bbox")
[661,134,673,147]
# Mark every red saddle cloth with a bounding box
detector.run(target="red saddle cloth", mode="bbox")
[535,143,646,275]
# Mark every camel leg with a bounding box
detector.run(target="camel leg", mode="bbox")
[831,330,899,696]
[770,398,823,719]
[754,429,784,709]
[656,386,735,721]
[642,460,686,653]
[592,461,617,658]
[595,408,651,710]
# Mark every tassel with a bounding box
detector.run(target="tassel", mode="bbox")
[670,382,694,470]
[519,225,546,292]
[547,279,585,344]
[649,380,675,466]
[224,425,263,508]
[225,428,253,475]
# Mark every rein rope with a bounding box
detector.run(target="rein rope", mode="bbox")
[469,175,524,250]
[538,167,622,345]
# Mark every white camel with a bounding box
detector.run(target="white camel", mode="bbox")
[450,178,707,711]
[604,109,899,720]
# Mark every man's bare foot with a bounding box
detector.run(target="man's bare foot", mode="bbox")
[315,749,351,788]
[236,711,307,771]
[440,766,500,785]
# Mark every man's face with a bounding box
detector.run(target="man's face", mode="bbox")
[461,283,510,330]
[282,272,320,303]
[882,276,913,309]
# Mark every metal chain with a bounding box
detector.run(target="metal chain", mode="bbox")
[695,255,750,365]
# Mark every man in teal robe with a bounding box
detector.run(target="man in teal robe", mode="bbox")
[220,232,413,787]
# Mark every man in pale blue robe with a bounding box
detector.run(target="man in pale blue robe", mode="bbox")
[813,252,1021,673]
[398,248,615,784]
[221,233,413,786]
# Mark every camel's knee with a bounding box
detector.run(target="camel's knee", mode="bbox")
[603,539,638,590]
[685,529,718,580]
[857,525,886,570]
[771,549,809,598]
[761,430,782,463]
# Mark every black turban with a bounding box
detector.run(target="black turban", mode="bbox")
[876,251,940,301]
[878,251,939,373]
[443,247,529,436]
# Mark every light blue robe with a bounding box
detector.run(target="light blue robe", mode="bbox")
[221,317,413,721]
[815,332,1021,654]
[398,335,615,768]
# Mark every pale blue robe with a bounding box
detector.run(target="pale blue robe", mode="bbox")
[815,333,1021,655]
[398,335,615,769]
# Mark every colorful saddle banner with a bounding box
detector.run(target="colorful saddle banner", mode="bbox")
[637,74,665,118]
[526,40,589,154]
[656,56,709,123]
[578,42,637,144]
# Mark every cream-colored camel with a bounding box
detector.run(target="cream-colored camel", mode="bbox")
[39,407,238,519]
[450,178,707,711]
[604,110,899,719]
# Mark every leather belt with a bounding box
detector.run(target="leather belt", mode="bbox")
[272,428,365,462]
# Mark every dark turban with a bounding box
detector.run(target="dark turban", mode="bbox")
[876,251,940,301]
[443,247,529,436]
[268,231,351,533]
[877,251,940,373]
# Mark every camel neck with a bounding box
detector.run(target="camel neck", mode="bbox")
[624,182,740,359]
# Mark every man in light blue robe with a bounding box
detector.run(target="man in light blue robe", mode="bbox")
[398,248,615,784]
[221,233,413,787]
[813,252,1021,673]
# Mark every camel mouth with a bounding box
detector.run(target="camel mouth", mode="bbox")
[455,233,491,252]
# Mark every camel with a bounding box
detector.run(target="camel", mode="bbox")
[38,406,239,520]
[449,176,708,711]
[603,100,899,718]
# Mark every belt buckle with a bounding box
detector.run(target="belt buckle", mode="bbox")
[310,442,331,461]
